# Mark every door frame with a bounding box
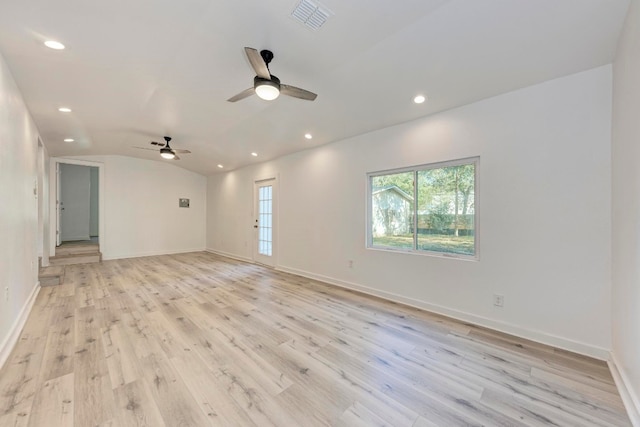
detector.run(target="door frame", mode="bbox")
[252,176,277,267]
[37,139,50,266]
[49,158,105,255]
[56,162,61,246]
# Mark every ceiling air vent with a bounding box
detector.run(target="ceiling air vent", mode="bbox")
[291,0,333,31]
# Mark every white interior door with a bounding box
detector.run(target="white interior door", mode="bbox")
[60,164,91,242]
[253,178,276,267]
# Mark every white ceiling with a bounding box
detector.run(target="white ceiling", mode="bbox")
[0,0,630,175]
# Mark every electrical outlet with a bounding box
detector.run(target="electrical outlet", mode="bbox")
[4,287,8,302]
[493,294,504,307]
[347,260,353,268]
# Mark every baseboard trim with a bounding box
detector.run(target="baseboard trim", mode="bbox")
[206,248,253,263]
[275,265,611,361]
[0,282,40,370]
[609,353,640,426]
[102,247,207,261]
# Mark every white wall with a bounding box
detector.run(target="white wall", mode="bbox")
[59,155,206,259]
[612,0,640,422]
[0,53,42,366]
[60,163,91,241]
[207,66,613,358]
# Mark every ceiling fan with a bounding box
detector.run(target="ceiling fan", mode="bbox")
[133,136,191,160]
[227,47,317,102]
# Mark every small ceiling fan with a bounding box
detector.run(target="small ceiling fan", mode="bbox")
[133,136,191,160]
[227,47,317,102]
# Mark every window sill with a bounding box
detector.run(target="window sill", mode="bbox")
[366,245,479,262]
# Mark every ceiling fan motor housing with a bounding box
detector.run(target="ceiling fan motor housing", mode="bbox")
[254,75,280,90]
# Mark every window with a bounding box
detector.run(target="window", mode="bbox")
[368,157,478,258]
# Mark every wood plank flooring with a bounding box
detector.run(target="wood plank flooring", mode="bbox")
[0,252,631,426]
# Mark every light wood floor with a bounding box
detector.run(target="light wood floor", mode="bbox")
[0,252,631,426]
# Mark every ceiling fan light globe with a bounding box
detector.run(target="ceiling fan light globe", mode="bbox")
[255,83,280,100]
[254,76,281,101]
[160,148,175,159]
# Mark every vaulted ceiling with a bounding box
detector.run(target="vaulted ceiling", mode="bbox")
[0,0,630,175]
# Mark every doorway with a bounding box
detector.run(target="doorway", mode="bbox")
[253,178,276,267]
[58,163,99,243]
[50,158,105,255]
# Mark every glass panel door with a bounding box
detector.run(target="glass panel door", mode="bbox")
[258,185,272,256]
[254,179,276,266]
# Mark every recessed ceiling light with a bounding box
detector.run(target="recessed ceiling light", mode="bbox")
[413,95,426,104]
[64,138,74,142]
[58,107,72,113]
[217,164,224,168]
[251,152,258,157]
[44,40,65,50]
[304,133,313,140]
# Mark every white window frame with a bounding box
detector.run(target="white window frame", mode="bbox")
[367,156,479,260]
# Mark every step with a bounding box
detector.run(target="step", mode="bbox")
[56,243,100,256]
[39,265,65,287]
[49,252,102,266]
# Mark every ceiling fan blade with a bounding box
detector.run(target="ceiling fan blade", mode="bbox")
[171,154,181,160]
[150,141,166,147]
[227,87,255,102]
[281,84,317,101]
[172,149,191,154]
[133,146,159,151]
[245,47,270,79]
